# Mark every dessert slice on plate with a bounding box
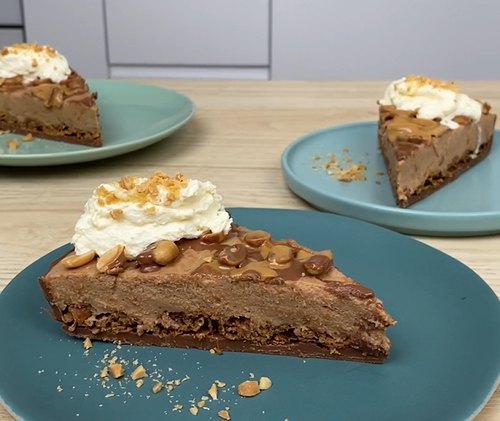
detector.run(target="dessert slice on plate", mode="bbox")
[378,75,496,207]
[0,43,102,147]
[40,172,395,363]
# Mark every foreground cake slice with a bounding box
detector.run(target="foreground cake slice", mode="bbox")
[0,43,102,147]
[378,76,496,207]
[40,172,395,363]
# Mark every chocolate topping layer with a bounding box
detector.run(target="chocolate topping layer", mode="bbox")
[40,225,395,363]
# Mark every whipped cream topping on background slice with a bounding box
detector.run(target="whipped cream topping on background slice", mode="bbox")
[379,75,482,129]
[72,172,233,258]
[0,43,71,84]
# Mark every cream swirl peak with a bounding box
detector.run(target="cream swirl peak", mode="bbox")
[72,172,233,258]
[379,75,482,129]
[0,43,71,84]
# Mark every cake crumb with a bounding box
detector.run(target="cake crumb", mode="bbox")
[22,133,33,142]
[83,338,92,350]
[7,139,17,152]
[135,379,144,388]
[130,365,147,380]
[108,363,124,379]
[313,151,367,182]
[208,383,218,400]
[218,409,231,420]
[56,385,63,392]
[173,404,183,411]
[376,171,385,176]
[151,382,163,394]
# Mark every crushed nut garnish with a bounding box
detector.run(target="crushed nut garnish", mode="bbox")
[215,380,226,388]
[173,404,183,411]
[218,409,231,420]
[135,379,144,388]
[196,400,206,408]
[83,337,92,350]
[189,406,199,416]
[22,133,34,142]
[109,208,124,220]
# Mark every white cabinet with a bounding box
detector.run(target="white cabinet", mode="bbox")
[20,0,500,80]
[271,0,500,80]
[0,0,22,25]
[105,0,269,79]
[0,0,24,48]
[106,0,269,66]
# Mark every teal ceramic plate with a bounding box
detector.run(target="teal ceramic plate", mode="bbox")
[0,80,194,167]
[1,209,499,421]
[281,122,500,236]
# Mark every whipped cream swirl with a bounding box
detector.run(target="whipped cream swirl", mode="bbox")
[72,172,233,258]
[379,75,482,129]
[0,43,71,84]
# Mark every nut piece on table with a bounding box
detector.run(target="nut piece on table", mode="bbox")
[62,250,96,269]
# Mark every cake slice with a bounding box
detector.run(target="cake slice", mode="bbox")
[0,43,102,147]
[39,172,395,363]
[378,76,496,207]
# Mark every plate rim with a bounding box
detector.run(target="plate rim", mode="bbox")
[0,80,195,167]
[281,121,500,236]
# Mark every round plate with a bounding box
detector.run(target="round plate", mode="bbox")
[0,208,499,421]
[281,122,500,236]
[0,80,195,166]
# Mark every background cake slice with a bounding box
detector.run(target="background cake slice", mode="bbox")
[378,76,496,208]
[39,172,395,363]
[0,43,102,147]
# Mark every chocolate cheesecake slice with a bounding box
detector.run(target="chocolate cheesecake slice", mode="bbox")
[38,172,395,363]
[378,76,496,208]
[40,226,395,363]
[0,44,102,147]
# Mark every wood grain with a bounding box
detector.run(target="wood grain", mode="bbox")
[0,80,498,420]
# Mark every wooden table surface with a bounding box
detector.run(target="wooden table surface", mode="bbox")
[0,80,498,420]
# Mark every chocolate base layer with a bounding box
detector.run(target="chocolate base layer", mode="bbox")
[0,115,102,147]
[383,135,493,208]
[65,326,387,363]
